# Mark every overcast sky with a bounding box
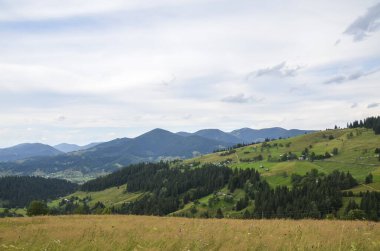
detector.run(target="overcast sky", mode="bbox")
[0,0,379,147]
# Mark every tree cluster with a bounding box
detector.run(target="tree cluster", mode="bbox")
[347,116,380,134]
[251,170,357,219]
[344,191,380,221]
[0,176,77,208]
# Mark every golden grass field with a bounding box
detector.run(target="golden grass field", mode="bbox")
[0,216,379,251]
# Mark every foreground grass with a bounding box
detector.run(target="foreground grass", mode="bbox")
[0,216,379,251]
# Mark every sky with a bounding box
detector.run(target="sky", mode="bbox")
[0,0,379,147]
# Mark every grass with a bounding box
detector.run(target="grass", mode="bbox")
[0,208,26,216]
[48,184,142,208]
[0,215,379,251]
[173,188,247,218]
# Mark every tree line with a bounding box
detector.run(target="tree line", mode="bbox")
[347,116,380,134]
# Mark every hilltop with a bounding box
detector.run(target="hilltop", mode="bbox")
[0,143,62,162]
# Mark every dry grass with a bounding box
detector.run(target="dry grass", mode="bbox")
[0,216,379,251]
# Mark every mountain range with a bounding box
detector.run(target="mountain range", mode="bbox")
[0,127,314,179]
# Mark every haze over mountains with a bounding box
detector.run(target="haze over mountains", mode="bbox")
[53,143,102,153]
[0,127,314,179]
[0,143,62,162]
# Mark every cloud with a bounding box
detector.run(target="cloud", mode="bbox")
[0,1,380,146]
[344,2,380,41]
[323,68,380,84]
[324,75,346,84]
[350,103,358,108]
[56,115,66,122]
[221,93,260,104]
[367,102,379,108]
[250,61,302,79]
[0,0,204,21]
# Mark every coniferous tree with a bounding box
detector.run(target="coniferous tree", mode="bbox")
[216,208,224,219]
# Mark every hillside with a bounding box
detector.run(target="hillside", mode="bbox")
[0,216,379,251]
[0,143,63,162]
[43,127,380,220]
[189,128,380,188]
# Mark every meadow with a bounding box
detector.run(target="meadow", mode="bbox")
[188,128,380,189]
[0,215,379,251]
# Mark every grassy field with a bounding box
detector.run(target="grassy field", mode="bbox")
[187,128,380,189]
[0,215,379,251]
[48,184,143,208]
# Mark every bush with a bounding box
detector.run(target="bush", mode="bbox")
[365,173,373,184]
[27,200,48,216]
[347,209,366,220]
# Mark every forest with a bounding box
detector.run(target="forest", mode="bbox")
[0,176,77,208]
[46,162,380,220]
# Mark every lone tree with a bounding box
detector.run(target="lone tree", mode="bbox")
[332,148,339,155]
[27,200,48,216]
[216,208,224,219]
[365,173,373,184]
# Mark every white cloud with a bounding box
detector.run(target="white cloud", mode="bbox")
[253,62,302,78]
[323,68,380,84]
[368,102,380,108]
[344,2,380,41]
[221,93,261,104]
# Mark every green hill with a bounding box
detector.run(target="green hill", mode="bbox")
[187,128,380,189]
[38,128,380,220]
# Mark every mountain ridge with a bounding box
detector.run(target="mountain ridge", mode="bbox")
[0,143,63,162]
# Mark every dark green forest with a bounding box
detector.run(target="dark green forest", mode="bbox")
[347,116,380,134]
[48,162,380,220]
[0,176,77,208]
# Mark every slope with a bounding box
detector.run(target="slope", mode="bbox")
[188,128,380,188]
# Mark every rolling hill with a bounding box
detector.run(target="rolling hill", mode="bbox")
[0,143,63,162]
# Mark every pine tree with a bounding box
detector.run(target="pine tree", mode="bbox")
[216,208,224,219]
[365,173,373,184]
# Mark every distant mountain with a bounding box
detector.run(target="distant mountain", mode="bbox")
[0,127,314,180]
[0,143,63,162]
[0,129,229,176]
[53,143,81,153]
[54,142,102,153]
[193,129,241,144]
[177,127,315,144]
[230,127,315,142]
[176,131,193,137]
[126,128,226,157]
